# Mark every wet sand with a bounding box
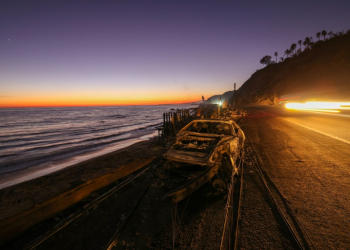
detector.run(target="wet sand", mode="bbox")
[0,132,159,190]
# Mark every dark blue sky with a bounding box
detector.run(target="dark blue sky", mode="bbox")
[1,0,350,106]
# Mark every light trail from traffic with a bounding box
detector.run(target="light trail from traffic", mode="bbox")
[285,102,350,113]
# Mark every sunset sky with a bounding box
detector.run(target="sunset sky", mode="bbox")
[1,0,350,107]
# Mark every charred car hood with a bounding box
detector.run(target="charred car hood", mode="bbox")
[164,132,236,165]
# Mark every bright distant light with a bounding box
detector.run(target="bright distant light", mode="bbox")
[285,102,350,113]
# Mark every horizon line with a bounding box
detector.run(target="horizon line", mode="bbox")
[0,102,201,109]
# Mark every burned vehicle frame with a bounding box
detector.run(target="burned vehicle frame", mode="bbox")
[163,118,245,203]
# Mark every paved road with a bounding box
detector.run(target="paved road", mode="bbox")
[241,106,350,250]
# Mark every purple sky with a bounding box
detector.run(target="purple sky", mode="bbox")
[1,0,350,106]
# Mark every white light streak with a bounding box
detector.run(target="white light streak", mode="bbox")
[285,102,350,113]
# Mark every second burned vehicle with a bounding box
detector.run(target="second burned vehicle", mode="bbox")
[163,118,245,203]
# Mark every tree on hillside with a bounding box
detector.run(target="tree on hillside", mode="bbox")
[298,40,302,50]
[309,37,314,48]
[303,37,311,49]
[334,31,344,36]
[260,55,273,66]
[274,52,278,62]
[290,43,297,55]
[284,49,291,58]
[321,30,327,40]
[303,40,308,49]
[316,32,321,41]
[328,31,334,38]
[280,57,284,62]
[296,48,301,56]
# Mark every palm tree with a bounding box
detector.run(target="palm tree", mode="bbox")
[303,37,311,49]
[298,40,302,50]
[290,43,297,55]
[321,30,327,40]
[284,49,291,58]
[316,32,321,41]
[274,52,278,62]
[303,40,307,49]
[280,57,284,62]
[309,37,314,48]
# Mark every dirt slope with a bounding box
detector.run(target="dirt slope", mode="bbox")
[234,32,350,105]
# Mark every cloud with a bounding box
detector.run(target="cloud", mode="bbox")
[0,96,11,98]
[8,39,11,42]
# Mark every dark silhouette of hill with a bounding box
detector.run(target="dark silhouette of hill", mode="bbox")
[204,91,234,105]
[234,32,350,105]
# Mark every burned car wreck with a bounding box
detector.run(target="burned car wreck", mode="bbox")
[163,119,245,203]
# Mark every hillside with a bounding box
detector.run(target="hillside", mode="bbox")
[205,91,234,104]
[234,32,350,105]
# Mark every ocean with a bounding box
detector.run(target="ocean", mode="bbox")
[0,105,192,189]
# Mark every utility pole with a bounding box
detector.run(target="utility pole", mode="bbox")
[234,83,237,109]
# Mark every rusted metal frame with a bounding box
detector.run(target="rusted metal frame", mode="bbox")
[177,111,183,129]
[162,109,199,139]
[166,112,170,135]
[233,149,245,250]
[219,147,244,250]
[162,112,173,137]
[163,112,168,139]
[171,112,174,134]
[155,125,164,141]
[163,164,219,203]
[163,152,209,165]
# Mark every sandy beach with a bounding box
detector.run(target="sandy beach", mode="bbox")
[0,136,167,246]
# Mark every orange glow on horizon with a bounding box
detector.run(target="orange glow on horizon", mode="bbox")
[0,96,200,108]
